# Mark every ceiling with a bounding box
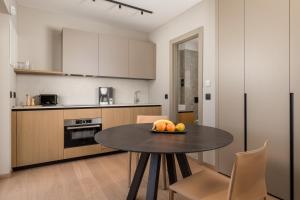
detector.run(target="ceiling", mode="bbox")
[16,0,202,32]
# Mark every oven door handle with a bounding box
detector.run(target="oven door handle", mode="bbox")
[66,125,101,130]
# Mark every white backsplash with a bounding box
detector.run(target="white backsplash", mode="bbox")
[16,75,150,106]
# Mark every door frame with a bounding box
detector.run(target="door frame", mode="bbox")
[169,27,204,123]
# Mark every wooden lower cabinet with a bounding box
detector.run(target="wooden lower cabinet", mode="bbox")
[16,110,64,167]
[101,106,161,150]
[178,112,195,125]
[131,106,161,120]
[63,144,101,159]
[102,107,133,129]
[102,106,162,129]
[11,112,17,168]
[12,106,161,167]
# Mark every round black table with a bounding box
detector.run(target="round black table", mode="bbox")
[95,123,233,200]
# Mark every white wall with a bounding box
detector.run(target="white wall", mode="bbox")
[16,75,149,105]
[15,6,150,106]
[0,13,11,175]
[149,0,218,165]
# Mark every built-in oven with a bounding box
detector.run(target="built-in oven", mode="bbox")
[64,118,102,148]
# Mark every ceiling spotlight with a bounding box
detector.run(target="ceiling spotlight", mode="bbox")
[99,0,153,15]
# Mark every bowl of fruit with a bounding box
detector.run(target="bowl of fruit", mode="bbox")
[151,120,186,134]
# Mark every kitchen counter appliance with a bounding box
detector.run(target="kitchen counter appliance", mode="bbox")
[64,117,102,148]
[40,94,58,106]
[99,87,113,105]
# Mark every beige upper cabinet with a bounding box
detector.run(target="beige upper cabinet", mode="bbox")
[291,0,300,199]
[16,110,64,167]
[63,28,99,76]
[129,40,156,79]
[218,0,245,177]
[99,34,129,77]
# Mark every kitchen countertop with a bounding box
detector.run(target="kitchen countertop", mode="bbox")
[12,104,162,111]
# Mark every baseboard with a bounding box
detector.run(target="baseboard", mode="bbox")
[0,171,12,179]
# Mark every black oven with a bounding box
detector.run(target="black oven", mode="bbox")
[64,118,102,148]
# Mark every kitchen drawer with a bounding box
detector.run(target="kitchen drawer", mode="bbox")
[64,109,102,120]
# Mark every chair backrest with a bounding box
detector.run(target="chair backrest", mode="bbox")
[136,115,168,124]
[227,141,268,200]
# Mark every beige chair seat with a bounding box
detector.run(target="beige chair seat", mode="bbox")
[170,169,229,200]
[169,142,268,200]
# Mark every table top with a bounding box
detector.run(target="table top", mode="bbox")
[95,124,233,154]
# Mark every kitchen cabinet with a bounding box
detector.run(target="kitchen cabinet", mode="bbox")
[63,108,102,120]
[245,0,290,199]
[101,106,161,150]
[11,112,17,168]
[99,34,129,77]
[178,112,195,125]
[16,110,64,166]
[291,0,300,199]
[218,0,245,176]
[131,106,161,122]
[63,28,99,76]
[12,106,161,167]
[63,144,101,159]
[102,107,133,129]
[129,40,156,79]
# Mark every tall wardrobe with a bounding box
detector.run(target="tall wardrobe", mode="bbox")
[218,0,299,199]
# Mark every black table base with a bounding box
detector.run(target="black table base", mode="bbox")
[127,153,192,200]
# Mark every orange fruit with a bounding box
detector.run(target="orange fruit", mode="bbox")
[166,123,176,132]
[156,122,166,132]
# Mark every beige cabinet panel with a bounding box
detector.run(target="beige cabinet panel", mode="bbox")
[129,40,156,79]
[245,0,290,199]
[291,0,300,199]
[16,110,64,166]
[63,28,99,76]
[218,0,245,176]
[99,34,129,77]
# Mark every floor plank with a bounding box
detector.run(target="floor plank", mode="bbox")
[0,153,278,200]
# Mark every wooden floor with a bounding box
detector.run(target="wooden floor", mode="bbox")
[0,153,278,200]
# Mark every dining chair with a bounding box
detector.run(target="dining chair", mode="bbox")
[128,115,169,189]
[169,141,268,200]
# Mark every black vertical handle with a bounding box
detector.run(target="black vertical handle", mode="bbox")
[244,93,248,152]
[290,93,294,200]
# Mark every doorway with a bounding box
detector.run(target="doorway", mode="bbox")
[169,28,203,125]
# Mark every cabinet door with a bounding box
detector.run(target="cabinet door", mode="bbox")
[63,28,99,76]
[99,34,129,77]
[102,108,133,129]
[131,106,162,122]
[129,40,156,79]
[291,0,300,199]
[17,110,64,166]
[245,0,290,199]
[218,0,245,176]
[11,112,17,168]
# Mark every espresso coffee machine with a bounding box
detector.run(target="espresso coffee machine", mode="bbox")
[99,87,113,105]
